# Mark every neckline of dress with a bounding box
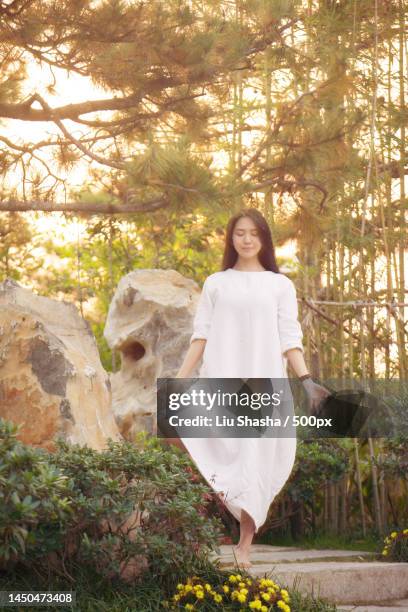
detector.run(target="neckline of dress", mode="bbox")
[228,268,271,273]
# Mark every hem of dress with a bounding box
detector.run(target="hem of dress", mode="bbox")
[180,439,261,534]
[224,500,261,534]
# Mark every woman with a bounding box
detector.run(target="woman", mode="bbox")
[168,208,330,568]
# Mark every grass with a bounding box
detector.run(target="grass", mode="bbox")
[1,563,163,612]
[0,559,342,612]
[256,530,381,553]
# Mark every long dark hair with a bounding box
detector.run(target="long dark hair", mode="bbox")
[221,208,280,273]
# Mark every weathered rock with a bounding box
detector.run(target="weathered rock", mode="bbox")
[104,269,200,440]
[0,278,122,451]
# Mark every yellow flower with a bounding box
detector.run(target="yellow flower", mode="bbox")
[177,584,184,591]
[185,605,194,611]
[239,582,246,587]
[184,585,193,593]
[261,592,271,601]
[403,529,408,535]
[173,594,180,602]
[391,531,397,538]
[229,575,238,583]
[214,594,223,603]
[277,601,286,609]
[239,588,248,595]
[223,585,230,593]
[261,607,268,612]
[382,550,388,556]
[195,590,204,600]
[237,592,247,603]
[247,579,253,585]
[260,578,276,588]
[249,601,262,610]
[281,589,290,603]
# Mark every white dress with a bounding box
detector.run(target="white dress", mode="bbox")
[181,268,305,533]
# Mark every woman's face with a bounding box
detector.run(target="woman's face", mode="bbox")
[232,216,262,260]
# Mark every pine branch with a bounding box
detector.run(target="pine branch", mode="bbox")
[30,94,125,170]
[249,178,328,212]
[0,94,142,121]
[0,197,170,215]
[0,88,207,123]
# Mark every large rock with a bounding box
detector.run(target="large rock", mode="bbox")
[0,279,122,451]
[104,269,200,440]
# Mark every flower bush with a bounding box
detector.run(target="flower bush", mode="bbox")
[381,528,408,562]
[164,574,291,611]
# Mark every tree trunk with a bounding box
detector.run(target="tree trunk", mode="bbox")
[354,439,366,536]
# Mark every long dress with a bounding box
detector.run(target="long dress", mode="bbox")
[181,268,305,533]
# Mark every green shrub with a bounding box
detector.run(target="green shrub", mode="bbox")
[0,418,223,582]
[287,439,350,506]
[376,434,408,481]
[0,419,74,565]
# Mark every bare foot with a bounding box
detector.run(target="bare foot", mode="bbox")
[232,545,252,569]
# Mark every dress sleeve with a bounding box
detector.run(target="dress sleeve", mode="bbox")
[278,279,304,355]
[190,278,214,344]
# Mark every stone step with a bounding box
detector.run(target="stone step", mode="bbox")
[212,544,375,565]
[211,546,408,606]
[338,600,408,611]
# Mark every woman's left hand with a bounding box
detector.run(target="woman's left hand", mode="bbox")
[301,378,332,415]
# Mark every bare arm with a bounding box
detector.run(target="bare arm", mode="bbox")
[175,339,206,378]
[284,347,309,377]
[160,340,206,452]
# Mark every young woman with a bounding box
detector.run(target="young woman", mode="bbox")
[169,208,330,568]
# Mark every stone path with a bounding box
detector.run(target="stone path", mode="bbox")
[210,545,408,610]
[338,601,408,611]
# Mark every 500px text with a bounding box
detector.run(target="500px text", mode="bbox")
[167,414,333,428]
